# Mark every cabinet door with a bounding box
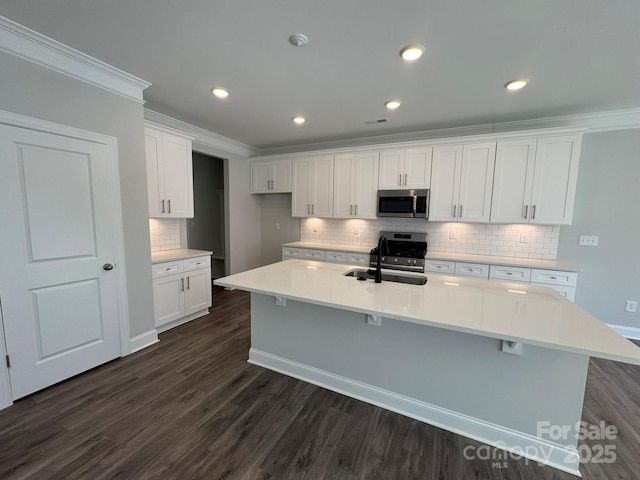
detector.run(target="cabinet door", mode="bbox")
[184,268,212,314]
[251,162,272,193]
[378,150,404,189]
[309,155,334,217]
[272,160,292,193]
[404,147,432,189]
[530,135,581,225]
[153,273,185,327]
[457,143,496,223]
[490,139,537,223]
[429,146,462,221]
[353,152,379,219]
[162,133,193,218]
[145,128,164,217]
[291,159,311,217]
[333,154,355,218]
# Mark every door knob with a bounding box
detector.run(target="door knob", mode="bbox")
[103,263,114,271]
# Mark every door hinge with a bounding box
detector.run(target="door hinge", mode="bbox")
[5,355,10,368]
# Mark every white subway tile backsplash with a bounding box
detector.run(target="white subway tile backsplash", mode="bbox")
[300,219,560,260]
[149,218,182,251]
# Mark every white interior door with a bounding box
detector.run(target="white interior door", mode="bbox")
[0,124,122,400]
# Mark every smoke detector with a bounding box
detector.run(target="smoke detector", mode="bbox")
[289,34,309,47]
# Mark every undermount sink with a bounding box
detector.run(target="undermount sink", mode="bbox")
[344,268,428,286]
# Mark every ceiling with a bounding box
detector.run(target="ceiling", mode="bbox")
[2,1,639,150]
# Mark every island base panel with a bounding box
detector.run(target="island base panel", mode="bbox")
[249,293,589,476]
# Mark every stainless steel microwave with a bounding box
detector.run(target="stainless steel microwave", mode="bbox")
[377,189,430,218]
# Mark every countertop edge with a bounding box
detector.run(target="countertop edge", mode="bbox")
[151,249,213,264]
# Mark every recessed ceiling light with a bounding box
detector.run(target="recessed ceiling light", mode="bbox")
[505,79,529,91]
[292,116,306,125]
[211,87,229,98]
[385,100,401,110]
[400,44,425,61]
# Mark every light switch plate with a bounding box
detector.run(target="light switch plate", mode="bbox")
[626,301,637,313]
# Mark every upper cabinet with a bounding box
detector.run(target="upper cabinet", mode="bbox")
[292,155,334,217]
[145,123,195,218]
[251,159,292,194]
[333,151,379,219]
[429,142,496,222]
[491,135,581,225]
[378,147,432,190]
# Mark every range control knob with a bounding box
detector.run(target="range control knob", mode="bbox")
[413,259,417,265]
[381,256,386,262]
[407,259,411,264]
[394,258,398,263]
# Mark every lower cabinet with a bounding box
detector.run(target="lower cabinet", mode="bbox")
[282,246,370,266]
[427,260,577,301]
[152,255,212,331]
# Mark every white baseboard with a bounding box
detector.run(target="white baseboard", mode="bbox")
[129,329,159,354]
[608,324,640,341]
[249,348,581,477]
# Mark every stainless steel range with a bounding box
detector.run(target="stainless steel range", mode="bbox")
[369,231,428,272]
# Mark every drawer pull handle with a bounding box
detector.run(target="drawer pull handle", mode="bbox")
[507,272,513,275]
[551,276,557,280]
[166,267,171,271]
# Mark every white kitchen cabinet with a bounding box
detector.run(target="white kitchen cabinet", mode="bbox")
[490,135,581,225]
[455,262,490,279]
[489,265,532,284]
[145,123,195,218]
[347,252,370,266]
[152,255,212,331]
[251,159,292,193]
[530,269,578,302]
[378,147,432,190]
[325,251,347,264]
[292,155,334,217]
[424,259,456,275]
[429,143,495,222]
[333,151,379,219]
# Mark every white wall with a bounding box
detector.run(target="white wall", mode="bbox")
[0,51,155,338]
[558,129,640,329]
[260,194,300,265]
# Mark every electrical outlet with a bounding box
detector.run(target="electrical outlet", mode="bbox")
[519,233,529,244]
[626,301,637,313]
[275,222,280,230]
[352,228,360,237]
[449,230,457,240]
[578,235,599,247]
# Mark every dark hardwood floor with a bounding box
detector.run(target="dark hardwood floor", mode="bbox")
[1,287,639,479]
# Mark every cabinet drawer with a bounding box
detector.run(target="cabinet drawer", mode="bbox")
[347,253,370,266]
[455,262,489,279]
[184,255,211,271]
[282,247,303,258]
[489,265,531,284]
[303,249,325,261]
[531,269,577,287]
[325,251,347,264]
[153,261,183,278]
[424,260,455,275]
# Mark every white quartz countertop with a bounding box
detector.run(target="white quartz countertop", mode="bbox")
[151,249,212,264]
[215,259,640,366]
[282,241,580,272]
[282,241,372,254]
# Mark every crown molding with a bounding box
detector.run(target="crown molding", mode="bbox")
[144,109,259,157]
[257,108,640,156]
[0,15,150,103]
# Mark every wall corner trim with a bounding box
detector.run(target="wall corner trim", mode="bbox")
[0,15,151,103]
[608,324,640,341]
[129,329,159,354]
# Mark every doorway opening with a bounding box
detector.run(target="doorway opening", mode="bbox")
[187,152,226,279]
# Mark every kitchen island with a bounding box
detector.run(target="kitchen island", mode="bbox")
[215,259,640,476]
